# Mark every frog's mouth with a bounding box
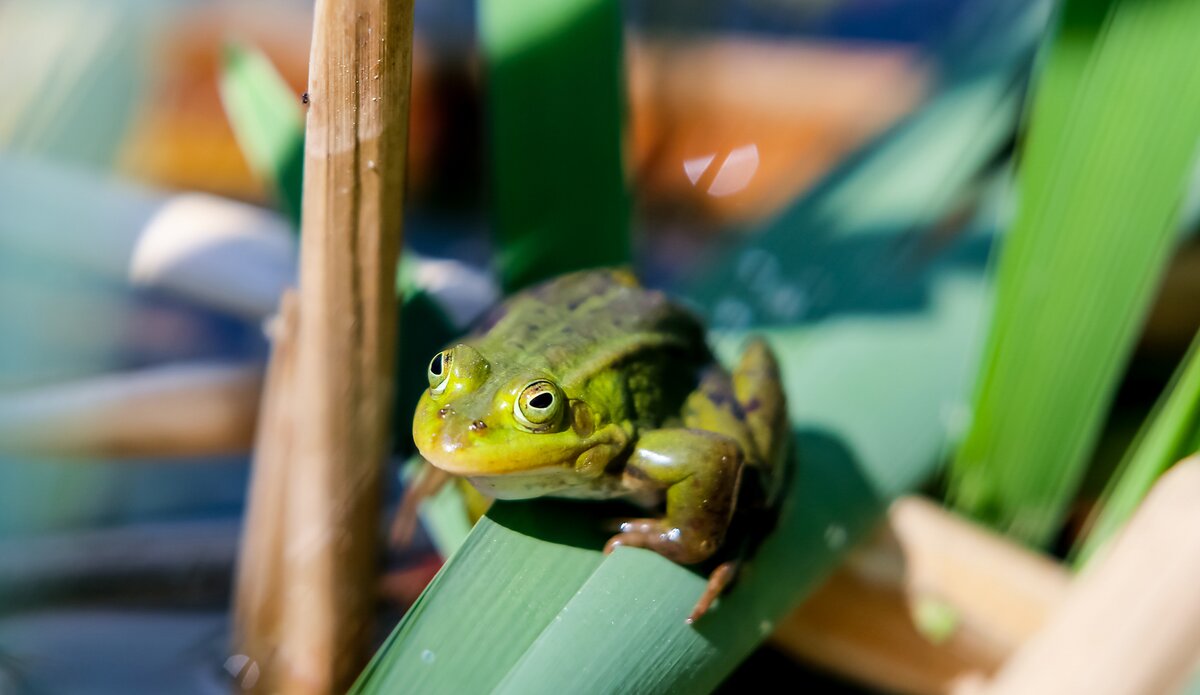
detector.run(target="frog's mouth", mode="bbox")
[414,412,572,473]
[414,411,629,480]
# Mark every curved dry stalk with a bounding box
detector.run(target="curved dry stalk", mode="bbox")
[0,363,262,458]
[773,496,1069,695]
[968,458,1200,695]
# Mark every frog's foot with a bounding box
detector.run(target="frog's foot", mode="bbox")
[389,461,453,548]
[688,561,738,624]
[616,428,743,565]
[603,518,718,565]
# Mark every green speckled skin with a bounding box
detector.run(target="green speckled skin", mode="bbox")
[412,268,786,568]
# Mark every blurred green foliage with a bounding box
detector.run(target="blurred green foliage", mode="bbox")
[1074,331,1200,566]
[219,42,305,227]
[949,0,1200,547]
[481,0,631,291]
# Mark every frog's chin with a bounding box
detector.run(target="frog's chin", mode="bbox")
[465,468,585,500]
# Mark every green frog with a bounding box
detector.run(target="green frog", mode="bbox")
[411,268,788,621]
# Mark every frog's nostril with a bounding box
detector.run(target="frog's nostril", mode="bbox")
[438,407,451,419]
[469,420,487,431]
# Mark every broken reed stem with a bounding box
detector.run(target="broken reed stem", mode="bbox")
[232,0,414,692]
[970,458,1200,695]
[772,496,1069,695]
[233,291,300,690]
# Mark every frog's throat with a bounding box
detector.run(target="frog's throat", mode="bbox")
[418,423,631,478]
[466,468,625,500]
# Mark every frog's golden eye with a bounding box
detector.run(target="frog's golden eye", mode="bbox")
[513,380,564,431]
[428,351,450,395]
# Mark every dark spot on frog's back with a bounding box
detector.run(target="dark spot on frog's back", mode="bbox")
[743,397,762,413]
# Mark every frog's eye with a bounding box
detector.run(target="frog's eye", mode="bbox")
[513,380,564,431]
[428,351,450,395]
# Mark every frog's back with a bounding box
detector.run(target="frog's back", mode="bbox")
[468,268,710,389]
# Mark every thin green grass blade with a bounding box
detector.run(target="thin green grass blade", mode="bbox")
[949,0,1200,546]
[418,475,473,557]
[218,41,305,227]
[481,0,630,292]
[1072,330,1200,567]
[399,456,473,557]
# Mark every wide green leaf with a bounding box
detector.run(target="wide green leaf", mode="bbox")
[481,0,631,291]
[949,0,1200,546]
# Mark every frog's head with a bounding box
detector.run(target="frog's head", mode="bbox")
[412,343,629,497]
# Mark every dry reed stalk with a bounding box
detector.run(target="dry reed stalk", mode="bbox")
[965,458,1200,695]
[772,495,1069,695]
[0,363,261,458]
[232,290,300,690]
[232,0,413,691]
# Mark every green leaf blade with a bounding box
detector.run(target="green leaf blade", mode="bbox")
[949,0,1200,545]
[353,504,607,694]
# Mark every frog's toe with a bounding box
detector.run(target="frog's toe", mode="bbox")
[603,520,662,555]
[603,532,639,554]
[688,560,739,624]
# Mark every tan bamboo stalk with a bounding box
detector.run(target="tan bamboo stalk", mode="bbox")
[965,458,1200,695]
[771,495,1070,695]
[0,363,261,458]
[232,0,414,691]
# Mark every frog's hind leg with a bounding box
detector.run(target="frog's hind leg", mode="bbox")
[732,338,788,503]
[681,344,785,504]
[604,429,743,565]
[389,461,453,547]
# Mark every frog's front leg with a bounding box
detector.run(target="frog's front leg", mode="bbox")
[604,429,743,564]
